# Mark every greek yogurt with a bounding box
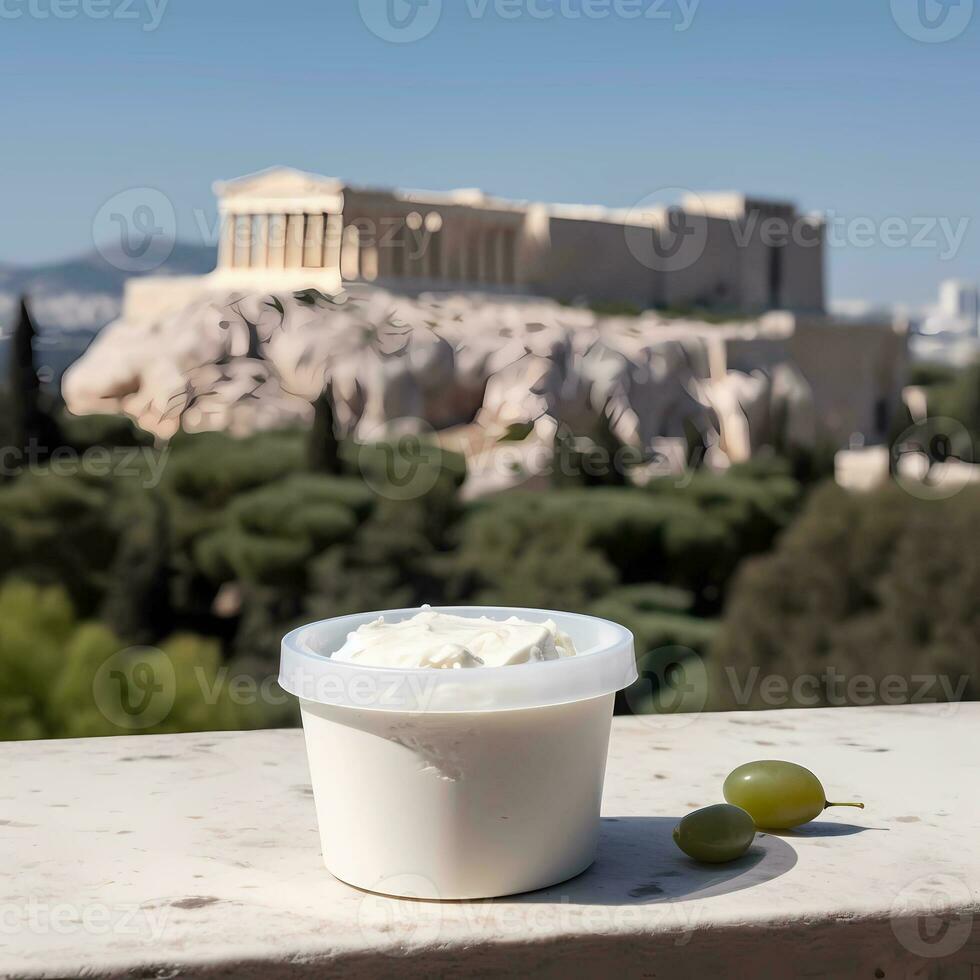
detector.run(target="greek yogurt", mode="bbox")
[331,610,577,669]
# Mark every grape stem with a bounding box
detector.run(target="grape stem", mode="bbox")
[824,801,865,810]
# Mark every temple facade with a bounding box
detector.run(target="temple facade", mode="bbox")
[125,167,826,321]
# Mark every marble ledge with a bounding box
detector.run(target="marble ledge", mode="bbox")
[1,703,978,979]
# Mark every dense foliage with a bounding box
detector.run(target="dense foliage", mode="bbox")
[908,360,980,442]
[0,580,279,740]
[0,355,977,738]
[709,482,980,710]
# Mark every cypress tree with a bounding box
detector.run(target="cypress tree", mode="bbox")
[9,296,41,455]
[8,296,62,462]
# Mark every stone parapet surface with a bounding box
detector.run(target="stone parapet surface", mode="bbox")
[1,704,977,978]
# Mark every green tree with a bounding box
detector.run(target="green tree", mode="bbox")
[0,580,76,738]
[163,429,310,630]
[193,473,372,589]
[59,411,154,452]
[450,506,618,610]
[591,582,719,661]
[709,483,980,711]
[100,492,173,645]
[925,361,980,442]
[455,489,727,601]
[306,498,445,620]
[0,470,122,614]
[0,580,277,741]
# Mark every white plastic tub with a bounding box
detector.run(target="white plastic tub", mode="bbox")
[279,606,636,900]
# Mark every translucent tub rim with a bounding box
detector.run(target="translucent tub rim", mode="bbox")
[280,605,637,713]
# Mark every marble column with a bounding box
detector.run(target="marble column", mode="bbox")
[360,220,379,282]
[341,224,360,280]
[323,212,344,274]
[389,220,405,278]
[425,229,442,280]
[218,211,236,269]
[485,228,499,284]
[495,228,510,284]
[465,225,480,283]
[446,220,463,281]
[404,212,422,279]
[267,214,286,268]
[252,214,269,269]
[475,227,487,283]
[304,212,325,268]
[234,215,252,269]
[284,214,305,267]
[375,215,392,279]
[501,228,517,284]
[436,222,451,280]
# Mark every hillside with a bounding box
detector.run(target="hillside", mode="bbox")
[0,243,216,385]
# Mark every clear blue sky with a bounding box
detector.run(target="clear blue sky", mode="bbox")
[2,0,978,305]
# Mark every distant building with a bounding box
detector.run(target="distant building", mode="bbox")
[938,278,979,326]
[125,167,825,321]
[911,277,980,366]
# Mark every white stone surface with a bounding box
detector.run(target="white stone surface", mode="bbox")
[2,704,978,978]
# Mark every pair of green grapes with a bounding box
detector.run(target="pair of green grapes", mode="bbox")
[673,761,865,864]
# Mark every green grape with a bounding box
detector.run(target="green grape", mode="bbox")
[672,804,756,863]
[723,760,864,830]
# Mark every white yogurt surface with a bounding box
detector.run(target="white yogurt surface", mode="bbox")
[330,610,577,669]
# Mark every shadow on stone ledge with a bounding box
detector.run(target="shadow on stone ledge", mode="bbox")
[512,816,797,906]
[766,820,881,839]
